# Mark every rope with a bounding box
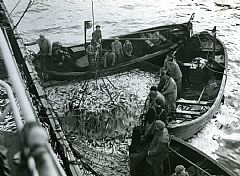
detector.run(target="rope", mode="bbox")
[13,0,35,30]
[9,0,22,16]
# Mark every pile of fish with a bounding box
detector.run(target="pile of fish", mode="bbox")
[45,69,156,139]
[45,70,157,175]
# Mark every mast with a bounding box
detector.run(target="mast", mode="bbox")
[212,26,216,60]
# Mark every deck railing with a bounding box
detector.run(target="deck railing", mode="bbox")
[0,27,67,176]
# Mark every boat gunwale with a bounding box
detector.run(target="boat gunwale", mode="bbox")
[171,136,236,176]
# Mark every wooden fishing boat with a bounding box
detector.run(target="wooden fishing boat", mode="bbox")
[31,21,193,81]
[129,128,236,176]
[165,28,227,140]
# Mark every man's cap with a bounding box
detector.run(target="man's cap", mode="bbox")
[39,34,44,38]
[56,41,62,46]
[115,37,120,40]
[175,165,185,173]
[96,25,100,28]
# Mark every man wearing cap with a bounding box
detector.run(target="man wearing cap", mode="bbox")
[123,40,133,59]
[145,86,165,111]
[158,69,177,113]
[92,25,102,50]
[164,53,182,98]
[172,165,189,176]
[111,37,123,63]
[145,120,170,176]
[24,34,52,68]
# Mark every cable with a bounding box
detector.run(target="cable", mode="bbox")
[9,0,22,16]
[13,0,34,30]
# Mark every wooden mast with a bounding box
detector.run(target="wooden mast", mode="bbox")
[212,26,216,59]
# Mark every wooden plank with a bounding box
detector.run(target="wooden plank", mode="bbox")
[175,110,201,116]
[176,99,212,106]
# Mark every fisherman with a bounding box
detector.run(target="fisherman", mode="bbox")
[52,41,71,66]
[141,96,167,145]
[111,37,123,63]
[145,120,169,176]
[158,68,177,113]
[103,50,116,68]
[24,34,52,68]
[86,43,95,70]
[164,53,182,98]
[151,31,167,45]
[155,97,168,125]
[145,86,165,111]
[123,40,133,59]
[92,25,102,52]
[171,165,189,176]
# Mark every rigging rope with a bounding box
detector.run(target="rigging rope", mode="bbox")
[9,0,22,16]
[13,0,35,30]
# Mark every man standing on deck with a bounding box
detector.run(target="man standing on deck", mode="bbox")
[145,86,165,111]
[145,120,170,176]
[24,34,52,69]
[158,68,177,113]
[91,25,102,52]
[164,53,182,98]
[111,37,123,63]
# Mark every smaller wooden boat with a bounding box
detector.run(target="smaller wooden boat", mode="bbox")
[166,29,227,140]
[30,21,192,81]
[129,128,236,176]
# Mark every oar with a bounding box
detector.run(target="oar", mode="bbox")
[169,147,212,176]
[197,86,206,103]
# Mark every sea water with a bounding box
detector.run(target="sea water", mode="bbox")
[4,0,240,175]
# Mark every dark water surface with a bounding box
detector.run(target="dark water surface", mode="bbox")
[4,0,240,175]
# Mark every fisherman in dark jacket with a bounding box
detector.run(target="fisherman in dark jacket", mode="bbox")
[92,25,102,52]
[145,120,169,176]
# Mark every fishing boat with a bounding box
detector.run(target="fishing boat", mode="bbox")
[165,27,227,140]
[129,128,236,176]
[30,21,193,81]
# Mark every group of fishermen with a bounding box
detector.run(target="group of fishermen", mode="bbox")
[86,25,133,70]
[24,34,71,68]
[132,50,184,176]
[24,25,133,70]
